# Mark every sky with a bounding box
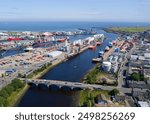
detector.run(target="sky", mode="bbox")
[0,0,150,22]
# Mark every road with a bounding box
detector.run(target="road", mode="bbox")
[21,78,146,94]
[117,42,136,89]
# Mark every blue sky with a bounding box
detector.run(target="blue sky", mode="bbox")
[0,0,150,22]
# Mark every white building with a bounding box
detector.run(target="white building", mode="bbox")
[138,101,150,107]
[144,53,150,59]
[44,51,62,58]
[102,61,111,72]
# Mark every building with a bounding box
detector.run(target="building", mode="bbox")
[137,101,149,107]
[114,95,126,103]
[102,61,111,72]
[96,94,108,105]
[44,51,62,58]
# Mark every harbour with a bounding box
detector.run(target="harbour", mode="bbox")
[1,22,150,107]
[15,30,117,107]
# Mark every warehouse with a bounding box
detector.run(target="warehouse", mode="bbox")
[44,51,62,58]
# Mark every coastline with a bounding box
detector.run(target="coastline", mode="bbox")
[104,27,150,34]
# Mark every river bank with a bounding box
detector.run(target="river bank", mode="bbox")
[104,27,150,34]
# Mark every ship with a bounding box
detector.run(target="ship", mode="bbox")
[108,42,113,47]
[105,46,110,52]
[112,40,117,45]
[32,41,55,47]
[92,57,102,63]
[88,45,96,49]
[24,47,34,52]
[96,41,102,45]
[98,51,104,57]
[57,38,66,42]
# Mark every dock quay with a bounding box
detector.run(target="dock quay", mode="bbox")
[102,40,125,61]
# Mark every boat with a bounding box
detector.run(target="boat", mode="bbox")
[108,42,113,47]
[105,46,110,52]
[92,57,102,63]
[96,42,102,45]
[114,47,120,53]
[98,51,104,57]
[57,38,66,42]
[24,47,33,52]
[7,37,24,41]
[32,41,54,47]
[112,40,117,45]
[88,45,96,49]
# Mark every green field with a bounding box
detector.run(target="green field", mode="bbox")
[108,27,150,33]
[82,64,117,86]
[79,89,109,107]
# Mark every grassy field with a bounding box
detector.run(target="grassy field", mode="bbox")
[82,64,117,86]
[79,89,109,107]
[108,27,150,33]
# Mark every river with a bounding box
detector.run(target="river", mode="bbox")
[16,30,118,107]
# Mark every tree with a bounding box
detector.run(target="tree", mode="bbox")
[131,72,140,81]
[11,78,24,89]
[140,74,145,81]
[0,89,9,98]
[5,85,14,95]
[109,89,119,96]
[0,96,5,107]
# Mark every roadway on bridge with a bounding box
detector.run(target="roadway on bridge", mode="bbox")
[21,78,145,94]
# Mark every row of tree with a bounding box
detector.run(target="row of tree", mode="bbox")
[27,62,52,78]
[0,78,25,107]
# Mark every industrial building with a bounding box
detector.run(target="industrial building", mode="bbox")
[102,61,111,72]
[44,51,63,58]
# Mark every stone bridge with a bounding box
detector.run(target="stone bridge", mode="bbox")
[20,78,95,90]
[20,78,135,93]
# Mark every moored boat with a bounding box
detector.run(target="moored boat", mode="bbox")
[105,46,110,52]
[108,42,113,47]
[57,38,66,42]
[88,45,96,49]
[98,51,104,57]
[24,47,33,52]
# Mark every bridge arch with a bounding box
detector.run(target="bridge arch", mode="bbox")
[38,83,48,89]
[49,84,60,91]
[72,87,85,91]
[60,86,72,91]
[27,82,37,88]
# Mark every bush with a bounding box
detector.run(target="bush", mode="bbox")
[131,72,140,81]
[109,89,119,96]
[0,89,9,98]
[131,72,145,81]
[4,85,14,95]
[0,96,6,106]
